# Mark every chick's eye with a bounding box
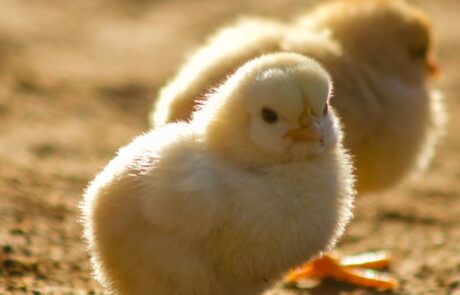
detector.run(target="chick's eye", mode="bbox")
[323,103,328,116]
[410,45,428,59]
[261,107,278,124]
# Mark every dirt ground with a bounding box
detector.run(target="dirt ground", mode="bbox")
[0,0,459,294]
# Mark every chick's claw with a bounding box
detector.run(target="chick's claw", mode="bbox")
[340,250,392,269]
[283,251,399,291]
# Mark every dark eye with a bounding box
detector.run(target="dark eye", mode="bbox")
[410,45,428,59]
[261,107,278,124]
[323,103,329,116]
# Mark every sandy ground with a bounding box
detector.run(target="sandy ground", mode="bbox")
[0,0,459,294]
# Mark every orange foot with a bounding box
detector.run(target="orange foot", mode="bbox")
[284,251,399,291]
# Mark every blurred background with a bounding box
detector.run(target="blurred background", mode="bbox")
[0,0,459,294]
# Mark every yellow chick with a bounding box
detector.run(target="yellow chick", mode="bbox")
[81,53,355,295]
[294,0,445,193]
[150,0,445,194]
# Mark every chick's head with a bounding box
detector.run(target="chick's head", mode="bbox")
[193,52,339,167]
[305,0,438,84]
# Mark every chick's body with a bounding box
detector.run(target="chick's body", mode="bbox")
[82,53,355,295]
[151,0,445,194]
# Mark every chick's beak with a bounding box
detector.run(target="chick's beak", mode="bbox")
[285,121,324,143]
[426,56,440,78]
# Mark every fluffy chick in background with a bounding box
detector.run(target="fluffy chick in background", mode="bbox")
[151,0,445,194]
[81,53,355,295]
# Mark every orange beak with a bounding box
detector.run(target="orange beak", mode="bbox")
[426,56,440,79]
[284,121,323,142]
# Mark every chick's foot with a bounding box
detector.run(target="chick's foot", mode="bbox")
[283,251,399,291]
